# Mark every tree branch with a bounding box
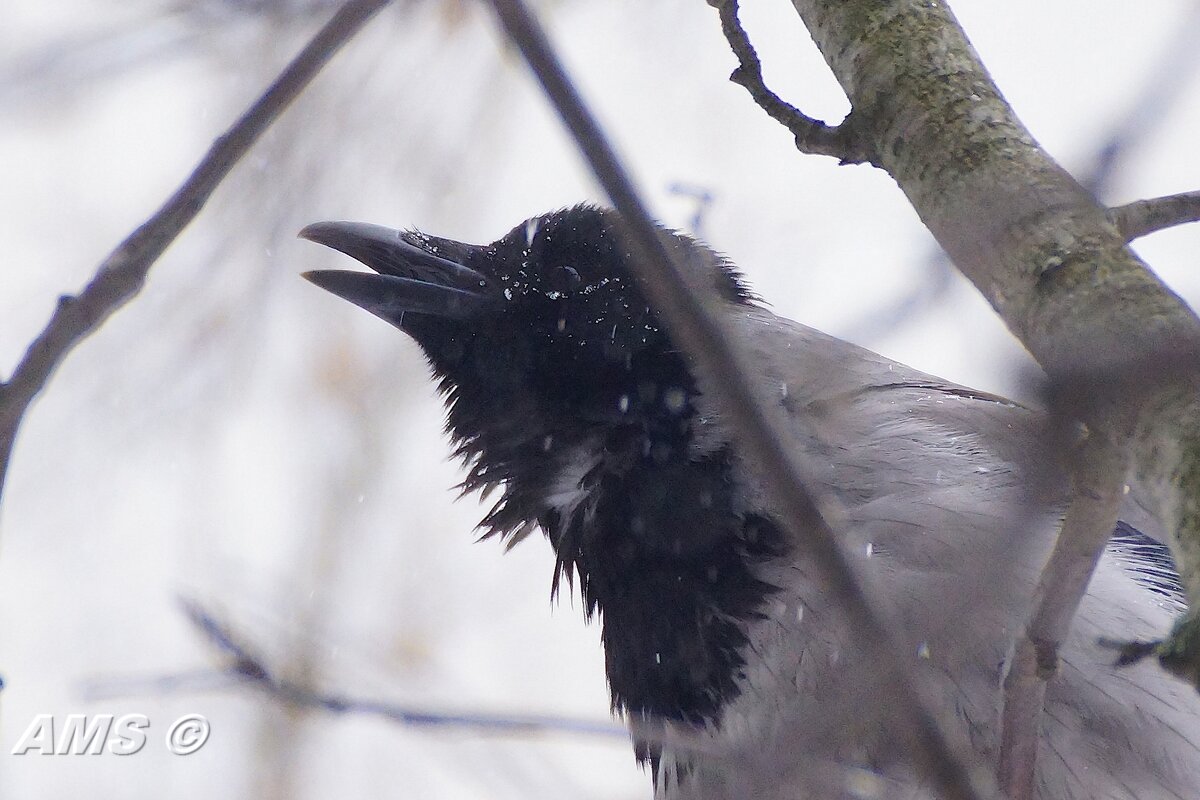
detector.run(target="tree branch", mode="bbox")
[1110,190,1200,242]
[784,1,1200,796]
[481,1,993,798]
[168,600,628,739]
[844,6,1200,346]
[788,0,1200,377]
[997,429,1126,799]
[0,0,391,507]
[710,0,874,165]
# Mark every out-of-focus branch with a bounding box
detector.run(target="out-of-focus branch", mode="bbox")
[1082,1,1200,193]
[997,430,1126,800]
[710,0,874,165]
[481,1,993,798]
[1111,191,1200,242]
[0,0,391,507]
[667,182,715,238]
[175,600,626,738]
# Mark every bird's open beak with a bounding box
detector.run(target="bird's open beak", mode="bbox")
[299,221,494,325]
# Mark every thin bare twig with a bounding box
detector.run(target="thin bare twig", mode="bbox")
[1110,190,1200,242]
[0,0,392,507]
[172,600,626,738]
[997,430,1126,800]
[710,0,874,165]
[481,1,992,798]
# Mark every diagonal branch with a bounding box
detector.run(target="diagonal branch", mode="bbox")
[710,0,874,165]
[1110,190,1200,242]
[481,1,993,798]
[0,0,392,507]
[997,428,1127,800]
[846,5,1200,346]
[155,600,629,738]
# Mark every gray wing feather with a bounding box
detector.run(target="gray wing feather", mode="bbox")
[668,308,1200,799]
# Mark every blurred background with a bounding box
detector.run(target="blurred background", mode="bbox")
[1,1,1198,797]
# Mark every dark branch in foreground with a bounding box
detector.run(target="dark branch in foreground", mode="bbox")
[1110,190,1200,242]
[165,600,628,739]
[481,1,991,799]
[0,0,391,507]
[997,431,1126,800]
[709,0,874,165]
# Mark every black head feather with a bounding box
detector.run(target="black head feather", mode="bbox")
[305,205,754,536]
[302,205,785,741]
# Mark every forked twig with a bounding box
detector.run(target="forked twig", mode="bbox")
[711,0,874,165]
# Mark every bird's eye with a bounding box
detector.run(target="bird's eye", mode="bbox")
[549,265,582,292]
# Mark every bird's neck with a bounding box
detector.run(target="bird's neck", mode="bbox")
[543,436,789,729]
[440,346,789,737]
[455,388,788,733]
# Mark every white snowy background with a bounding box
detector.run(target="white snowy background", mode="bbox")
[2,1,1199,797]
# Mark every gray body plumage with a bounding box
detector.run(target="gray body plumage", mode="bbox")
[664,307,1199,799]
[301,207,1200,800]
